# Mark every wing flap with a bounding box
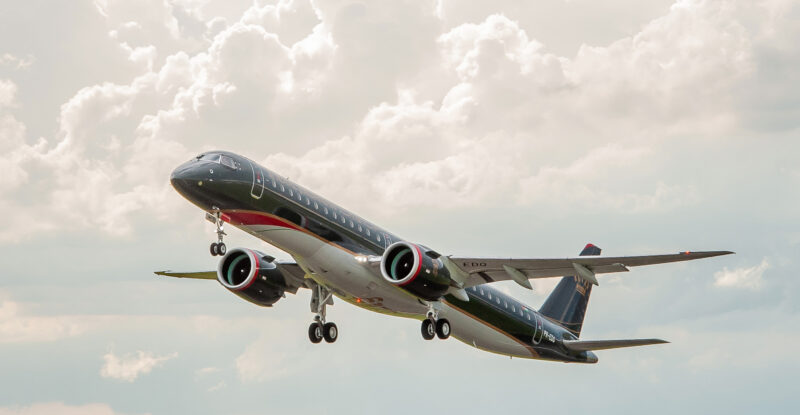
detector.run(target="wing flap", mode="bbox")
[562,338,668,352]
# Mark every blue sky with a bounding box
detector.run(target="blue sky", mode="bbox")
[0,1,798,414]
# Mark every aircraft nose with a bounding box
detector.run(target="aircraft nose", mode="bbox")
[170,160,207,195]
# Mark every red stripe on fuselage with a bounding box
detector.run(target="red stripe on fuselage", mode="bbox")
[222,210,303,232]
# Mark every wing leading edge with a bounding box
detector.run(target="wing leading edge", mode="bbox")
[155,261,308,293]
[451,250,733,288]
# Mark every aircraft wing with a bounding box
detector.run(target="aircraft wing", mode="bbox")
[155,261,308,293]
[450,251,733,288]
[562,338,668,352]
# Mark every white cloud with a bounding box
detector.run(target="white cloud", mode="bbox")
[0,301,89,343]
[100,350,178,382]
[0,53,35,69]
[714,258,769,290]
[0,0,797,241]
[0,402,143,415]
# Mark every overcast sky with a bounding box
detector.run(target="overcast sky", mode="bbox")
[0,0,798,414]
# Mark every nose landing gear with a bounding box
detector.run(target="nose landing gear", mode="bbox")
[209,209,227,256]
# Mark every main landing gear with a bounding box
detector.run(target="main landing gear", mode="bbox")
[308,284,338,344]
[421,309,450,341]
[209,209,227,256]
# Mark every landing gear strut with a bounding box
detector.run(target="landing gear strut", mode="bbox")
[308,284,338,344]
[421,307,450,341]
[209,209,227,256]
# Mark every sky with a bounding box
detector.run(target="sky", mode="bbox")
[0,0,798,413]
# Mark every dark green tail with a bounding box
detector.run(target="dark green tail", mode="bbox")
[538,243,601,337]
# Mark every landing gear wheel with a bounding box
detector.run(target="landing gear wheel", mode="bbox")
[435,318,451,340]
[323,322,338,343]
[209,208,227,257]
[308,322,323,344]
[421,319,436,340]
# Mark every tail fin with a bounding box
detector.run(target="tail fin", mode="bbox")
[539,243,601,337]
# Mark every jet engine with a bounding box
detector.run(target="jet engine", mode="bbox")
[217,248,287,307]
[380,242,452,301]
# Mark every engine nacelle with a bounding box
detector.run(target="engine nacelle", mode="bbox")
[217,248,287,307]
[380,242,452,301]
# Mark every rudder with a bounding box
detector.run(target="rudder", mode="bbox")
[538,243,601,337]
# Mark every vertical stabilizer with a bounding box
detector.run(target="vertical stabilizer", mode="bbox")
[538,243,601,337]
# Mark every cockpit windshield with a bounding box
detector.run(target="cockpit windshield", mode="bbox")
[220,155,238,169]
[195,153,239,170]
[197,153,220,162]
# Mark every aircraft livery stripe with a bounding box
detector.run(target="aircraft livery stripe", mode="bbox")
[223,210,303,232]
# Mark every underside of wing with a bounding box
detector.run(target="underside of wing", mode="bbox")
[562,338,668,352]
[155,270,217,279]
[155,261,308,292]
[452,251,733,287]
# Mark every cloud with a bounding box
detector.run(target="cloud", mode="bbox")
[100,350,178,382]
[1,0,797,243]
[0,402,143,415]
[0,301,89,343]
[0,53,35,69]
[714,258,769,290]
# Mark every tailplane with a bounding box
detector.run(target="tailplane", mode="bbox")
[562,338,668,352]
[539,243,601,337]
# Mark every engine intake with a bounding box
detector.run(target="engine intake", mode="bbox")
[380,242,452,301]
[217,248,287,307]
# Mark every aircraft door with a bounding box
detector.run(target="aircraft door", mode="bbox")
[532,313,544,344]
[250,162,264,199]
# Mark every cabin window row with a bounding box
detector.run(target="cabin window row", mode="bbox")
[264,171,383,243]
[469,286,530,320]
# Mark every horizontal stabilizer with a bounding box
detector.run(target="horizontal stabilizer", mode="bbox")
[155,271,217,280]
[562,338,668,352]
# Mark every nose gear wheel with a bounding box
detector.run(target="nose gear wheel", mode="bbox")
[209,208,227,256]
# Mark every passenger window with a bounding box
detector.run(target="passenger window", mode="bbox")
[366,229,371,236]
[358,224,362,232]
[496,297,500,305]
[289,189,294,197]
[333,213,337,219]
[488,293,492,300]
[377,235,381,242]
[526,313,531,321]
[511,305,515,312]
[280,185,285,192]
[314,202,319,209]
[324,207,328,214]
[504,300,508,308]
[349,220,354,228]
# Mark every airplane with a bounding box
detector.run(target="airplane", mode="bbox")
[157,150,732,363]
